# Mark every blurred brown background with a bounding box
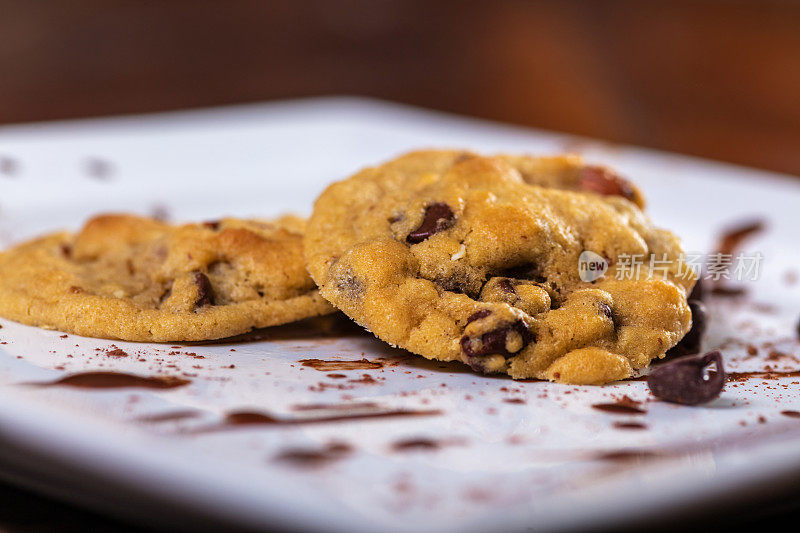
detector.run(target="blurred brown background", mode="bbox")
[1,0,799,175]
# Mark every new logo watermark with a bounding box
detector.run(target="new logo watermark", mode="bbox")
[578,251,608,282]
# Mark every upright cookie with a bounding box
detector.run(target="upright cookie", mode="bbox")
[305,150,694,384]
[0,214,334,341]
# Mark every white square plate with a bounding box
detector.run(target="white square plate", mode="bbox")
[1,98,799,532]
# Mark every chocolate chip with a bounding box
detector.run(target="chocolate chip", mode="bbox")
[202,220,221,230]
[667,300,707,357]
[59,244,72,258]
[497,278,516,294]
[407,203,455,244]
[466,309,492,324]
[194,272,215,308]
[647,350,725,405]
[435,273,481,297]
[461,320,534,359]
[69,286,83,294]
[598,301,618,329]
[498,264,546,284]
[578,166,637,203]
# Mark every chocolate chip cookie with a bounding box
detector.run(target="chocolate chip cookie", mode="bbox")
[305,150,694,384]
[0,214,334,341]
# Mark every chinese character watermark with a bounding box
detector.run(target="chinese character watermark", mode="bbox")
[577,250,764,282]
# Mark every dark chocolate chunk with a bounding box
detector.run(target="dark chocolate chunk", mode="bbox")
[578,166,637,203]
[599,302,613,321]
[407,203,455,244]
[193,272,215,308]
[666,300,707,357]
[688,279,704,302]
[497,278,516,294]
[466,309,492,324]
[647,350,725,405]
[461,320,534,359]
[435,276,469,295]
[498,263,546,284]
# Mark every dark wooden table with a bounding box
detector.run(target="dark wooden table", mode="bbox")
[1,0,799,176]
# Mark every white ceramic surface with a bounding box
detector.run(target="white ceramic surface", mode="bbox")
[0,97,799,532]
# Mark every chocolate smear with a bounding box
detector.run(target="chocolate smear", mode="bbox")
[291,401,381,411]
[596,450,663,462]
[84,157,114,180]
[647,350,725,405]
[136,410,202,423]
[391,438,443,452]
[274,442,353,468]
[211,407,442,429]
[30,371,191,389]
[0,156,18,176]
[781,410,800,419]
[193,272,215,308]
[407,203,455,244]
[727,370,800,382]
[592,396,646,415]
[613,422,648,430]
[709,286,747,297]
[300,358,383,371]
[706,219,765,296]
[715,219,766,257]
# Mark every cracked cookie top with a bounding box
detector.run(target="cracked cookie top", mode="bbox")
[0,214,334,341]
[305,150,694,384]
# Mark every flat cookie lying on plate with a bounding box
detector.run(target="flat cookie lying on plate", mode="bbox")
[305,150,695,384]
[0,214,334,341]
